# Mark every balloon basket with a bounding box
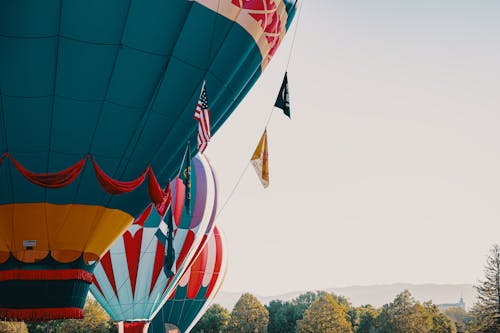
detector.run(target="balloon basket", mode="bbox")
[0,256,95,321]
[117,321,151,333]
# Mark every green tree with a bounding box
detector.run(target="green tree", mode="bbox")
[0,321,28,333]
[355,305,379,333]
[329,294,356,329]
[226,293,269,333]
[467,304,486,333]
[191,304,230,333]
[25,320,62,333]
[443,307,472,332]
[297,293,353,333]
[375,290,432,333]
[423,302,456,333]
[330,294,352,309]
[266,300,297,333]
[55,299,114,333]
[292,291,323,316]
[266,291,330,333]
[473,244,500,332]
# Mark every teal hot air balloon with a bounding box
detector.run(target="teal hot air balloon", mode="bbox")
[149,226,227,333]
[0,0,298,320]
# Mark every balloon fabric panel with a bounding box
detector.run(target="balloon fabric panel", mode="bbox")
[149,226,227,333]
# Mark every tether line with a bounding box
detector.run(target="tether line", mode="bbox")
[215,0,305,219]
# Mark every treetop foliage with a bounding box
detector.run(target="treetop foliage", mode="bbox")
[472,244,500,333]
[226,292,269,333]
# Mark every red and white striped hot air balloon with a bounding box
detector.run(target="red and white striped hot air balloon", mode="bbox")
[90,155,218,333]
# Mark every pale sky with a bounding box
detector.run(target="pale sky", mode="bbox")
[206,0,500,296]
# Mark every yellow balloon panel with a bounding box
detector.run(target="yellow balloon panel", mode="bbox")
[0,203,133,264]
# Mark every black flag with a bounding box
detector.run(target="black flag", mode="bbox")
[274,72,290,118]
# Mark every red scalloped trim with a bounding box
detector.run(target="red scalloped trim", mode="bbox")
[7,153,86,188]
[0,269,93,283]
[91,156,148,195]
[148,168,167,206]
[0,153,168,208]
[0,307,83,321]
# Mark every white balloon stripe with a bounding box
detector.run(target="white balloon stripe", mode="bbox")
[202,233,217,287]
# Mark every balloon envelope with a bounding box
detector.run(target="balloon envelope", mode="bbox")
[0,0,297,319]
[149,226,227,333]
[90,155,218,327]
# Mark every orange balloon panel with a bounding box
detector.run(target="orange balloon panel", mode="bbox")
[0,203,133,264]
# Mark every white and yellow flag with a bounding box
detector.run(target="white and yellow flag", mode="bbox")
[251,130,269,188]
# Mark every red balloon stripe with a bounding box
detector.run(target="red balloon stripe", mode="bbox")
[0,269,93,283]
[123,228,144,297]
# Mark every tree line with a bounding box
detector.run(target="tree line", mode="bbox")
[190,290,456,333]
[191,244,500,333]
[1,244,499,333]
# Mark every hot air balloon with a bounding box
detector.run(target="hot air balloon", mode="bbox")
[0,0,298,320]
[90,154,218,333]
[149,226,227,333]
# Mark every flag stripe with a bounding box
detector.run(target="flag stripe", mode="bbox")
[194,82,211,153]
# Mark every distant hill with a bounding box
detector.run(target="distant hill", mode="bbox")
[213,283,475,311]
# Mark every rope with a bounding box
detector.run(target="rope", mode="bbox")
[285,0,304,71]
[177,144,190,177]
[215,162,251,219]
[215,0,305,219]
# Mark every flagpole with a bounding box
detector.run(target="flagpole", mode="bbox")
[177,142,190,177]
[199,80,206,99]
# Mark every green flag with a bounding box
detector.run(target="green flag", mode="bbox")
[180,144,192,215]
[274,72,290,118]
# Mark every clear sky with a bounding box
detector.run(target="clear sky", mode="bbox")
[205,0,500,296]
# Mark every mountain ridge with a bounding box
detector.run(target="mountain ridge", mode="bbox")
[213,283,475,310]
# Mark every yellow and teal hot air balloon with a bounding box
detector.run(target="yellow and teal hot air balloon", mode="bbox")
[0,0,298,320]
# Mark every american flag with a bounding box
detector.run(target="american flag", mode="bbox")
[194,81,211,153]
